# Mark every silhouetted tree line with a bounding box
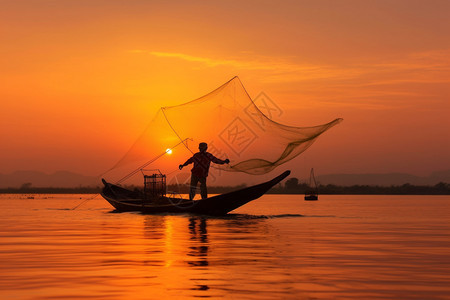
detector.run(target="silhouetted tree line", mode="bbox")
[0,186,102,194]
[1,178,449,195]
[269,177,450,195]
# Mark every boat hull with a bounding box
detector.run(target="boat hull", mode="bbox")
[101,171,290,215]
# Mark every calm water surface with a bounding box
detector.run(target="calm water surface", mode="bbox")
[1,194,449,299]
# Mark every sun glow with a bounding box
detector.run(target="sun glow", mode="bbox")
[165,148,173,155]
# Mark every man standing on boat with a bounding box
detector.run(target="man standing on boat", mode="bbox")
[179,142,230,200]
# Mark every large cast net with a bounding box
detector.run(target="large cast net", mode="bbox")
[104,77,342,183]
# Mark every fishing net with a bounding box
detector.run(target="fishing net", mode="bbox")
[104,77,342,183]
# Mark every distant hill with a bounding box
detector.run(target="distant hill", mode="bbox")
[317,170,450,186]
[429,170,450,183]
[0,171,100,188]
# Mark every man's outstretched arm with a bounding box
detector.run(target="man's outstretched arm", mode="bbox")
[179,157,194,170]
[208,153,230,165]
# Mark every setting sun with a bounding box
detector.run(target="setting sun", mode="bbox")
[165,148,173,155]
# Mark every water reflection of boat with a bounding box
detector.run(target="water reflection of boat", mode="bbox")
[304,168,318,201]
[101,170,290,215]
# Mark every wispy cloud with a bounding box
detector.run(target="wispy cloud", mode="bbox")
[131,49,450,111]
[135,50,364,81]
[139,49,450,85]
[149,51,348,80]
[149,51,258,68]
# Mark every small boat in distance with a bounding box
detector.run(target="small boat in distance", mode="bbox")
[101,170,291,215]
[304,168,318,201]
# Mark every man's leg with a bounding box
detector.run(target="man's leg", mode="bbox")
[199,177,207,199]
[189,175,199,200]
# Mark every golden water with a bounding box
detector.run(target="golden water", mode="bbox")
[1,194,449,299]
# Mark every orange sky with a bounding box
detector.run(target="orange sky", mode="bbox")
[1,0,449,182]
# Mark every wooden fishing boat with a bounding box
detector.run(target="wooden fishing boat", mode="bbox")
[101,170,290,215]
[304,168,319,201]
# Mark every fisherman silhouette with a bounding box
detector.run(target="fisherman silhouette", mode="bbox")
[179,142,230,200]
